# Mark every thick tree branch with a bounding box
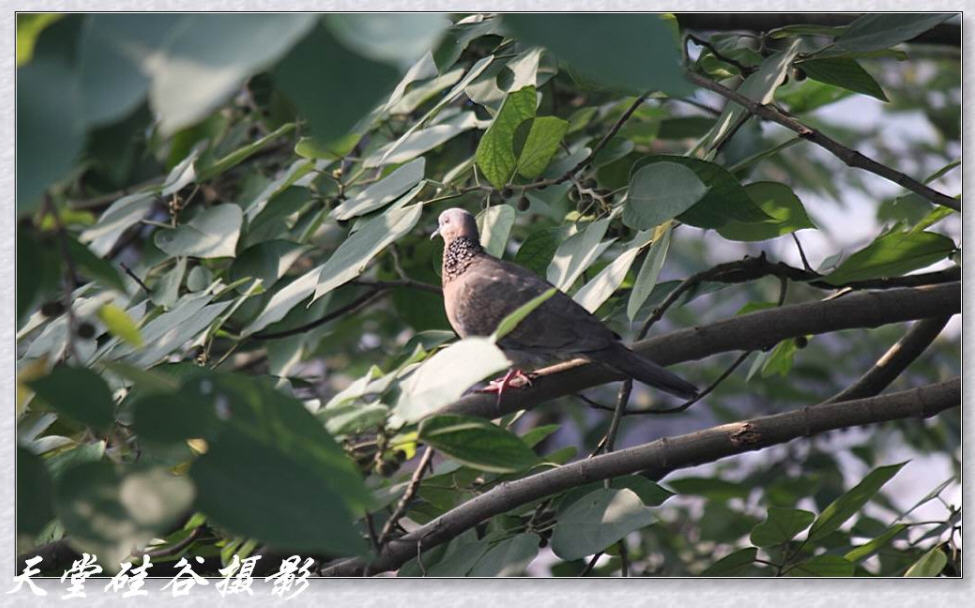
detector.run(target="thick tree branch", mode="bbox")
[826,315,951,403]
[675,13,960,47]
[442,282,959,419]
[685,71,960,211]
[322,378,960,576]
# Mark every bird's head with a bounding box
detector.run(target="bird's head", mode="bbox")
[431,207,479,245]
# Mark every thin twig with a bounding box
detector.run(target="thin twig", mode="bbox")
[685,70,960,211]
[377,447,436,547]
[251,288,387,340]
[580,552,602,576]
[119,262,151,295]
[687,33,756,75]
[591,379,633,457]
[618,539,629,577]
[791,233,813,272]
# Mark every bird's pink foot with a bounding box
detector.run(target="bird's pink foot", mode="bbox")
[479,368,534,394]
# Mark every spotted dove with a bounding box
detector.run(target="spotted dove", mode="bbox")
[432,208,698,399]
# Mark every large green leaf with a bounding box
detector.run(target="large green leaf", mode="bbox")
[546,216,613,290]
[17,18,84,213]
[55,462,195,569]
[364,112,477,168]
[550,488,655,560]
[503,14,687,95]
[228,240,309,290]
[655,157,772,228]
[28,366,115,431]
[475,86,537,189]
[312,203,424,300]
[514,227,561,276]
[17,447,55,535]
[191,426,366,556]
[834,14,953,53]
[627,224,671,320]
[823,230,955,285]
[623,162,708,230]
[333,158,426,220]
[65,236,127,291]
[395,337,511,422]
[97,304,143,347]
[326,13,448,70]
[787,555,855,577]
[515,116,569,178]
[574,231,652,313]
[797,57,888,102]
[150,14,317,134]
[700,547,758,576]
[717,182,816,241]
[80,193,156,256]
[844,524,907,563]
[274,21,400,145]
[749,506,815,547]
[419,414,539,473]
[476,204,516,258]
[904,546,947,577]
[154,204,243,259]
[807,462,906,542]
[467,533,541,576]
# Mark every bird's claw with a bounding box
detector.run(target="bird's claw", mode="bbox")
[477,369,535,410]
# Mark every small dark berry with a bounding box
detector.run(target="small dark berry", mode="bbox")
[794,67,807,81]
[40,301,65,317]
[501,187,514,199]
[794,336,808,349]
[517,195,530,211]
[77,322,96,340]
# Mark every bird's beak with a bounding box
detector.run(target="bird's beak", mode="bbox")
[430,226,440,240]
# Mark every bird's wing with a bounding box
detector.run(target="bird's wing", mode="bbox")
[450,256,617,354]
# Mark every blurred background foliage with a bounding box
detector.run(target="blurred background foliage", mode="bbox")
[16,12,960,578]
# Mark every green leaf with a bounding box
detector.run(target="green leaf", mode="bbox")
[699,39,800,151]
[333,158,426,220]
[807,462,907,542]
[475,86,537,189]
[17,19,84,213]
[467,533,540,576]
[559,476,674,512]
[656,157,772,228]
[150,15,318,134]
[28,366,115,431]
[624,162,707,230]
[546,216,612,290]
[56,462,195,569]
[627,224,671,320]
[823,230,955,285]
[326,13,448,70]
[97,304,143,347]
[476,204,517,258]
[191,426,366,557]
[700,547,758,576]
[396,337,511,422]
[514,227,561,276]
[515,116,569,178]
[592,136,634,167]
[519,424,561,448]
[273,21,400,145]
[574,230,652,313]
[312,203,424,301]
[788,554,855,577]
[835,14,953,53]
[797,58,888,102]
[844,524,907,562]
[295,133,359,160]
[433,16,502,72]
[750,507,816,547]
[199,122,297,179]
[17,447,54,535]
[46,441,107,482]
[154,204,243,259]
[17,13,63,66]
[904,546,947,577]
[150,257,187,309]
[365,112,478,168]
[550,488,655,560]
[419,415,539,474]
[492,288,557,340]
[80,193,156,257]
[761,338,800,377]
[718,182,817,241]
[228,240,309,290]
[17,230,61,325]
[64,236,127,292]
[503,14,688,96]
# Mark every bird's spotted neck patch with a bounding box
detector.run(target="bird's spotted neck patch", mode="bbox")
[442,237,483,282]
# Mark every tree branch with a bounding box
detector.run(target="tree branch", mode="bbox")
[442,282,959,420]
[685,71,960,211]
[321,378,960,576]
[826,315,951,403]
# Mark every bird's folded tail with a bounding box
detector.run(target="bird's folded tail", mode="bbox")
[596,343,699,399]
